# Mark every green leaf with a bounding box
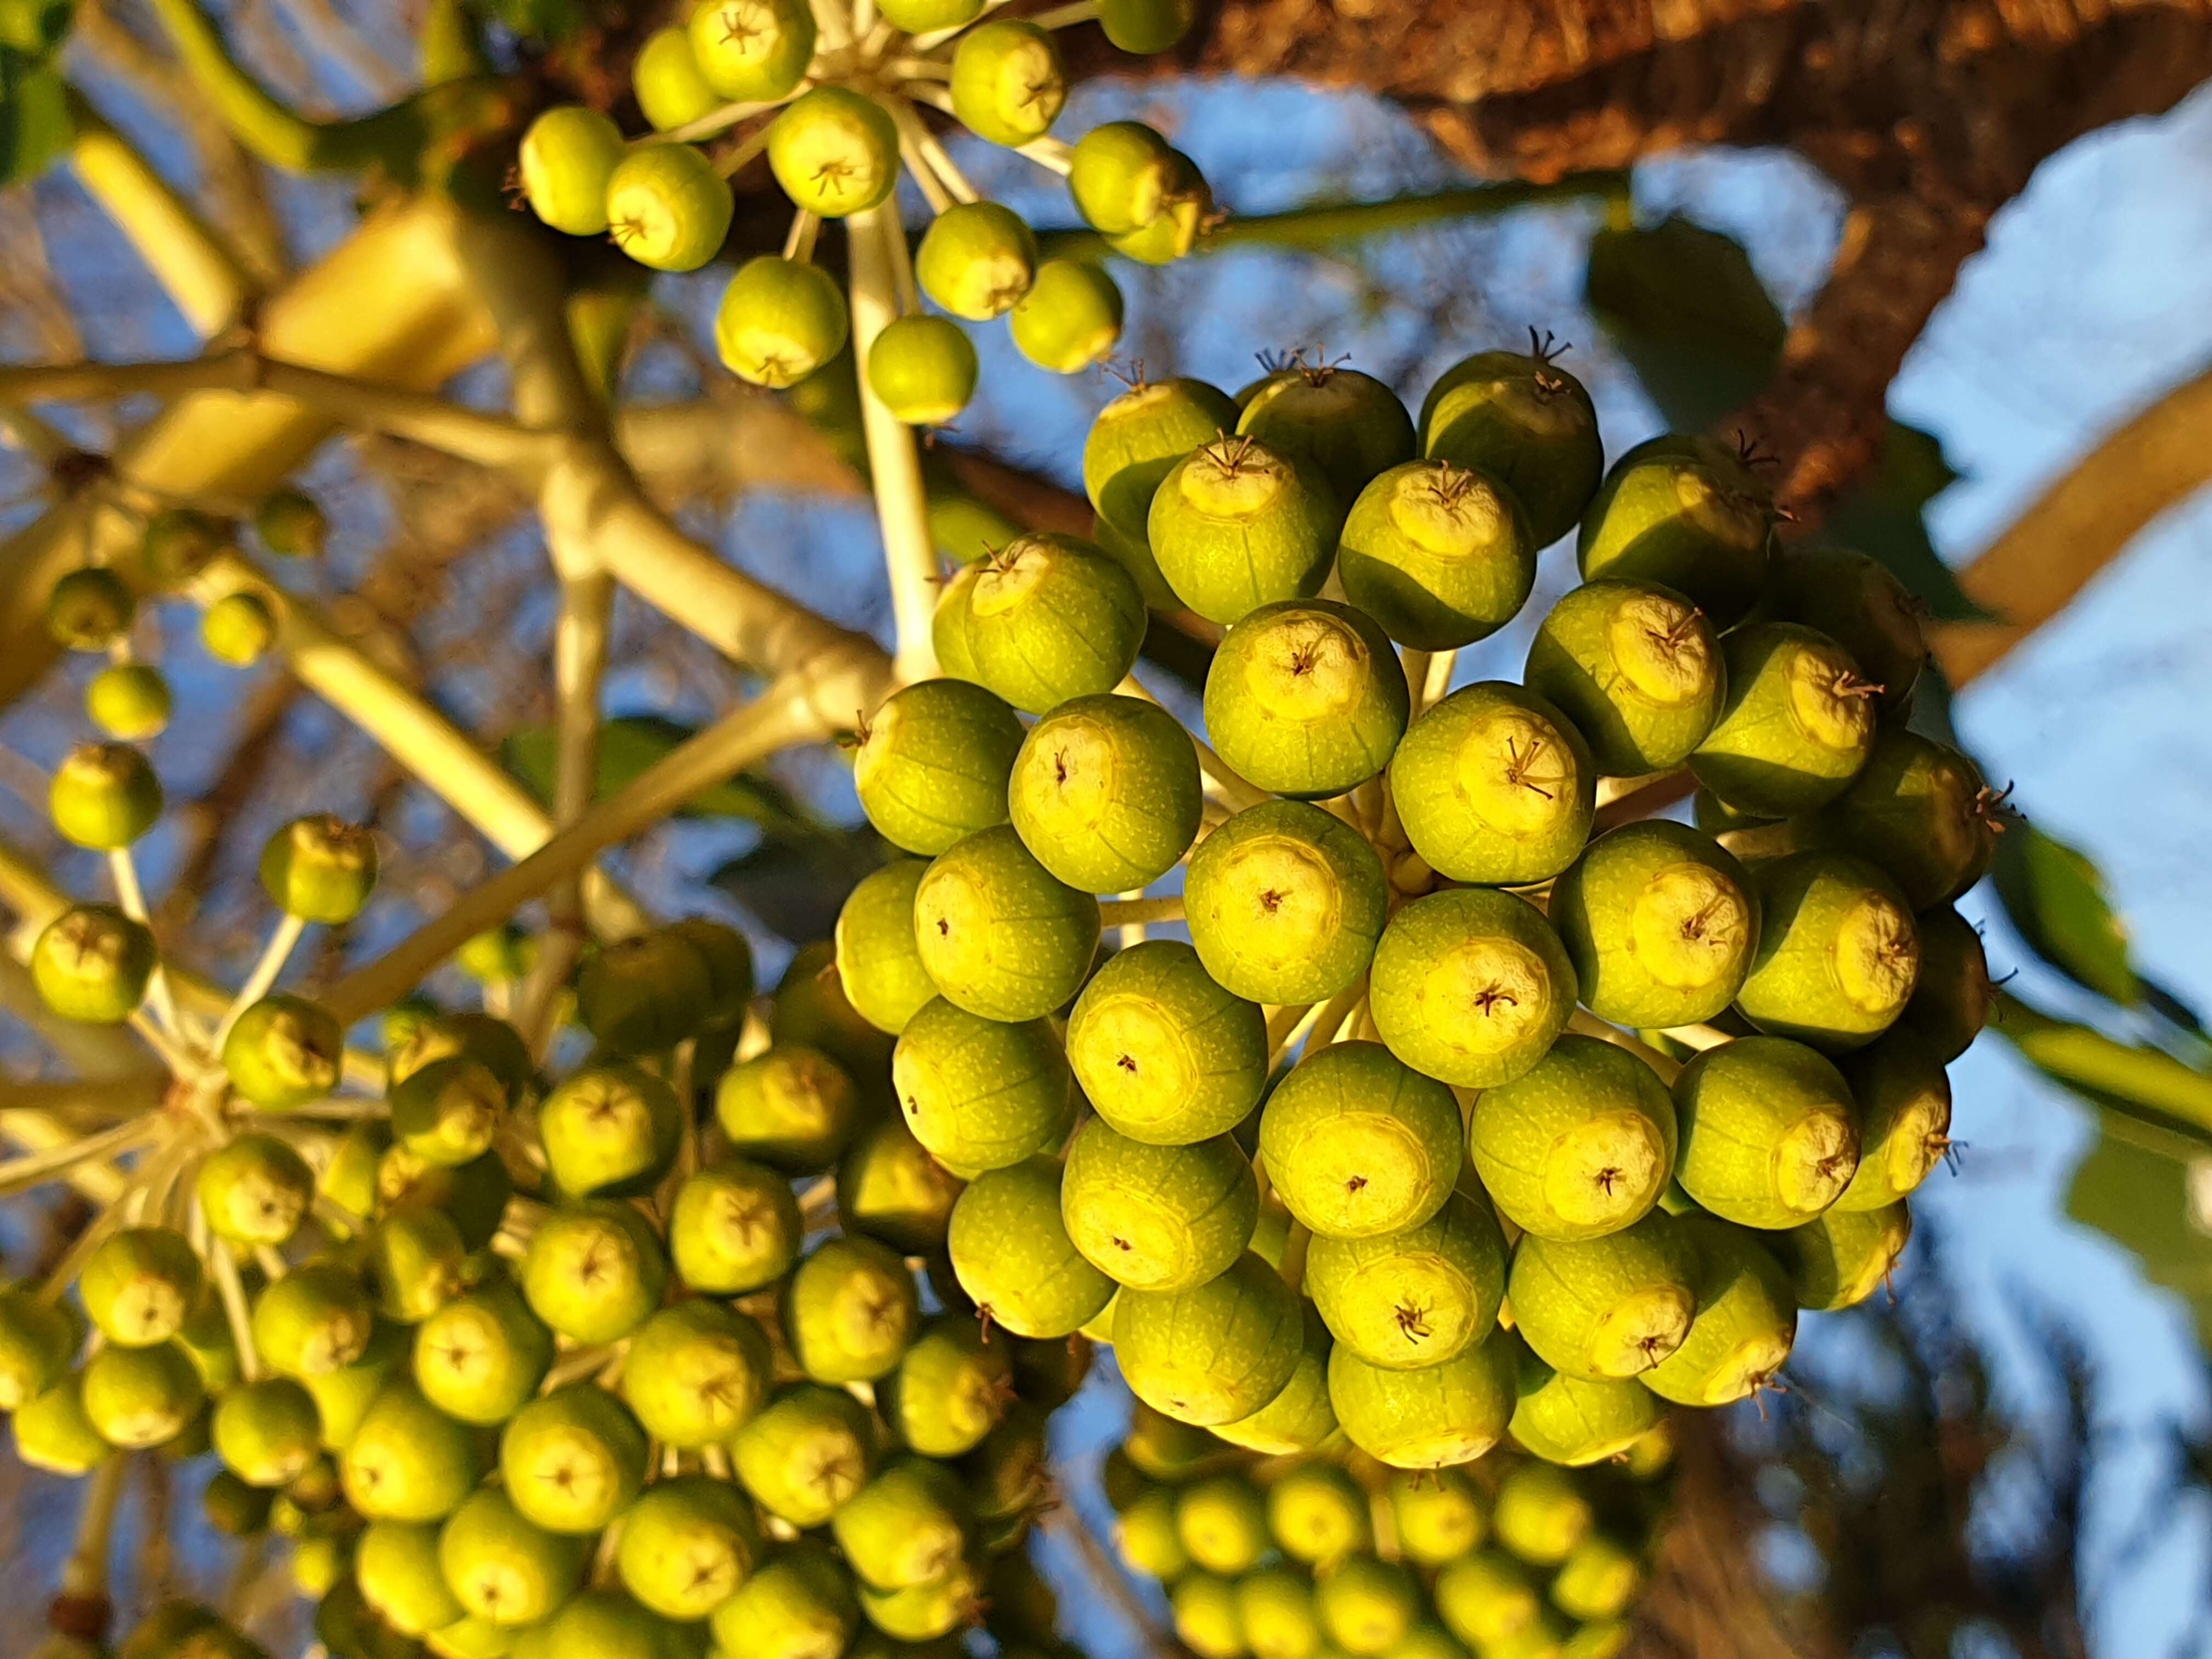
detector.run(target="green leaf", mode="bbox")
[2064,1128,2212,1348]
[1996,992,2212,1144]
[1821,421,1989,623]
[1584,215,1786,432]
[1992,825,2141,1008]
[0,58,72,185]
[501,715,830,838]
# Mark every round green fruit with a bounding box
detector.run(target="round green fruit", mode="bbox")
[1169,1474,1264,1576]
[87,662,172,739]
[340,1381,478,1521]
[1115,1485,1188,1577]
[913,825,1099,1020]
[518,106,623,236]
[81,1226,201,1347]
[1434,1550,1541,1651]
[1098,0,1193,50]
[1105,148,1207,263]
[537,1589,687,1659]
[577,928,716,1054]
[439,1488,585,1627]
[1816,730,1997,908]
[222,993,342,1109]
[1260,1040,1462,1240]
[867,316,978,426]
[0,1288,80,1410]
[1765,546,1926,714]
[1114,1249,1302,1425]
[1210,1302,1337,1454]
[300,1318,405,1448]
[1306,1190,1507,1368]
[1550,1534,1644,1622]
[263,813,382,926]
[1770,1200,1912,1311]
[618,1476,762,1619]
[1009,257,1124,372]
[950,20,1065,146]
[1640,1212,1797,1406]
[1369,888,1576,1088]
[14,1373,109,1474]
[1149,435,1340,625]
[1336,460,1534,650]
[539,1062,680,1197]
[605,143,733,272]
[1062,1116,1257,1290]
[202,591,275,665]
[1386,1466,1483,1564]
[412,1278,552,1424]
[500,1384,647,1533]
[140,507,229,587]
[1735,850,1918,1051]
[1505,1334,1662,1466]
[50,742,162,849]
[622,1300,771,1446]
[689,0,814,99]
[1835,1026,1951,1210]
[1490,1462,1593,1566]
[785,1234,918,1384]
[955,533,1147,714]
[716,257,849,388]
[881,1314,1010,1456]
[1239,365,1415,507]
[1390,680,1593,883]
[917,200,1039,320]
[1174,1573,1248,1659]
[253,487,325,559]
[388,1057,504,1171]
[709,1541,859,1659]
[369,1207,468,1324]
[357,1519,465,1635]
[1237,1565,1322,1659]
[1523,579,1724,775]
[32,902,155,1024]
[1206,600,1408,798]
[1901,905,1991,1063]
[768,87,898,216]
[1550,821,1758,1029]
[1068,121,1186,235]
[1186,798,1387,1005]
[837,859,936,1036]
[833,1457,969,1590]
[252,1260,374,1378]
[633,25,717,129]
[1086,376,1239,540]
[1689,623,1878,815]
[1009,693,1201,891]
[1327,1330,1516,1470]
[83,1339,205,1447]
[1315,1555,1419,1656]
[1066,938,1268,1144]
[1470,1035,1678,1242]
[1577,434,1775,620]
[1419,346,1602,549]
[1266,1462,1369,1564]
[894,996,1071,1171]
[716,1043,861,1174]
[669,1159,803,1293]
[520,1200,667,1344]
[776,936,896,1074]
[949,1154,1114,1337]
[731,1384,878,1526]
[837,1114,965,1255]
[47,565,133,649]
[377,1147,514,1254]
[1506,1212,1700,1381]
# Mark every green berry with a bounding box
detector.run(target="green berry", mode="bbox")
[709,1542,860,1659]
[578,928,715,1053]
[341,1380,479,1520]
[47,565,133,649]
[32,902,156,1023]
[202,591,275,664]
[0,1288,79,1410]
[916,200,1039,320]
[1491,1462,1593,1566]
[1009,693,1201,892]
[1260,1040,1462,1240]
[1206,600,1409,798]
[439,1488,586,1627]
[1148,435,1340,624]
[878,0,981,26]
[1068,121,1183,236]
[257,814,377,923]
[1066,938,1267,1144]
[854,678,1023,855]
[833,1456,970,1589]
[519,106,624,235]
[1306,1190,1507,1368]
[1115,1484,1188,1576]
[1062,1116,1257,1291]
[1316,1555,1419,1656]
[669,1159,803,1293]
[689,0,814,99]
[1385,1467,1483,1564]
[1506,1212,1699,1381]
[839,1116,963,1255]
[222,993,343,1109]
[1688,622,1878,816]
[1389,680,1593,882]
[857,1555,983,1642]
[1505,1333,1662,1466]
[81,1226,201,1347]
[1469,1035,1677,1242]
[1107,150,1208,264]
[1735,850,1918,1051]
[87,662,172,738]
[1237,1565,1322,1659]
[868,316,978,426]
[953,533,1147,713]
[291,1532,349,1598]
[1098,0,1193,50]
[83,1339,205,1447]
[1770,1200,1912,1311]
[379,1147,515,1252]
[893,996,1071,1172]
[413,1277,552,1424]
[1815,730,1997,908]
[1265,1462,1368,1563]
[1435,1551,1541,1651]
[1901,906,1991,1063]
[1577,434,1775,620]
[634,25,717,129]
[1114,1249,1302,1425]
[50,741,162,848]
[388,1057,504,1170]
[618,1475,763,1619]
[717,1043,861,1174]
[837,860,936,1035]
[1187,798,1387,1004]
[1522,579,1724,774]
[1418,346,1602,549]
[1369,888,1576,1088]
[785,1234,918,1383]
[1392,1628,1475,1659]
[1766,546,1926,714]
[1336,460,1534,650]
[1239,364,1415,507]
[252,487,326,558]
[177,1288,240,1392]
[253,1261,375,1378]
[1211,1302,1337,1454]
[622,1300,771,1446]
[521,1200,667,1344]
[500,1384,647,1533]
[390,1009,535,1097]
[717,256,849,387]
[141,506,229,586]
[949,1154,1113,1336]
[538,1589,687,1659]
[357,1519,466,1634]
[881,1314,1011,1456]
[1835,1026,1951,1210]
[1175,1573,1248,1658]
[1086,376,1239,541]
[1550,1534,1644,1621]
[950,20,1065,146]
[606,143,733,271]
[1640,1212,1797,1406]
[1549,822,1758,1029]
[732,1383,877,1526]
[369,1209,468,1323]
[1169,1474,1263,1575]
[1008,259,1123,373]
[768,87,898,216]
[1327,1330,1515,1470]
[540,1062,681,1198]
[14,1372,109,1473]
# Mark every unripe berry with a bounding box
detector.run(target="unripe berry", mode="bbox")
[1260,1040,1462,1240]
[689,0,815,100]
[357,1517,466,1635]
[214,1376,321,1486]
[716,1041,861,1173]
[86,662,172,739]
[379,1146,514,1253]
[1551,821,1758,1029]
[521,1200,667,1344]
[718,255,849,388]
[1009,259,1123,373]
[1316,1555,1421,1655]
[1470,1034,1678,1243]
[539,1061,681,1197]
[768,87,899,217]
[46,565,133,649]
[1902,905,1991,1062]
[1009,692,1202,892]
[857,1554,983,1641]
[950,533,1148,713]
[838,1114,964,1256]
[1491,1460,1595,1565]
[80,1226,201,1348]
[868,315,979,426]
[1690,622,1878,816]
[1173,1572,1244,1658]
[1184,798,1387,1005]
[1389,679,1593,883]
[1504,1333,1662,1466]
[1523,578,1723,774]
[879,1313,1010,1457]
[1815,729,1997,908]
[223,993,344,1109]
[836,859,936,1036]
[914,823,1101,1021]
[1508,1212,1700,1382]
[669,1158,804,1293]
[1068,122,1182,236]
[1066,938,1268,1144]
[1770,1199,1912,1311]
[1639,1212,1796,1406]
[0,1288,80,1410]
[1099,0,1194,50]
[389,1008,535,1097]
[633,25,718,131]
[1108,151,1209,264]
[413,1277,552,1424]
[709,1541,860,1659]
[142,506,229,586]
[83,1339,206,1447]
[520,106,624,236]
[618,1475,763,1620]
[1552,1535,1647,1622]
[1063,1116,1257,1291]
[1368,888,1576,1089]
[1337,460,1534,650]
[785,1233,919,1384]
[732,1382,878,1525]
[369,1207,469,1323]
[606,139,735,270]
[665,913,755,1023]
[1421,346,1602,549]
[1834,1026,1950,1211]
[772,936,895,1074]
[621,1300,771,1447]
[1328,1331,1516,1470]
[1579,433,1775,622]
[1385,1466,1485,1562]
[1205,599,1409,798]
[1085,375,1239,540]
[1115,1250,1302,1426]
[853,677,1023,855]
[198,1132,314,1246]
[577,927,715,1053]
[439,1487,587,1627]
[951,20,1065,146]
[1210,1304,1336,1454]
[261,814,378,923]
[49,741,162,849]
[895,995,1079,1176]
[32,902,156,1023]
[1768,546,1927,714]
[949,1154,1114,1338]
[203,591,275,664]
[917,200,1039,320]
[500,1384,648,1533]
[253,486,326,558]
[1239,364,1414,506]
[1735,850,1918,1051]
[253,1260,376,1379]
[14,1372,109,1473]
[1150,434,1341,624]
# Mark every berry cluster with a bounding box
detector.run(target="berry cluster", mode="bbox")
[1105,1402,1674,1659]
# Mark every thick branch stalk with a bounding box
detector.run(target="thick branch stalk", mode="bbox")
[67,104,253,337]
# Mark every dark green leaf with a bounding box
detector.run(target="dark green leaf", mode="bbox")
[1822,422,1989,623]
[502,715,831,838]
[1584,215,1785,432]
[1992,826,2140,1007]
[710,829,889,945]
[2064,1129,2212,1348]
[1996,992,2212,1143]
[0,58,72,185]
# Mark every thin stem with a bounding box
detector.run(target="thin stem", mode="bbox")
[883,202,922,315]
[783,210,823,262]
[663,92,800,146]
[888,97,978,206]
[1265,1002,1321,1063]
[106,848,183,1037]
[848,202,944,682]
[67,103,254,338]
[900,140,956,215]
[712,123,777,181]
[885,57,952,78]
[911,0,1015,52]
[208,1238,263,1384]
[1656,1023,1734,1052]
[1594,770,1678,809]
[57,1452,131,1604]
[805,0,851,50]
[1015,135,1075,177]
[1028,0,1099,27]
[1566,1009,1683,1084]
[1113,888,1148,949]
[213,912,308,1053]
[1099,895,1183,927]
[0,1118,162,1199]
[853,0,877,36]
